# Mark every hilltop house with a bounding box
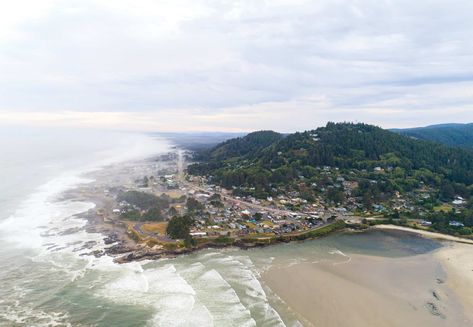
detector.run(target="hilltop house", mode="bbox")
[449,221,465,227]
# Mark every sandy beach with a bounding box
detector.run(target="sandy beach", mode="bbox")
[373,225,473,244]
[435,243,473,322]
[263,245,473,327]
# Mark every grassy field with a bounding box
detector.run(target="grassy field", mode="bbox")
[141,222,168,235]
[126,221,170,246]
[434,203,453,212]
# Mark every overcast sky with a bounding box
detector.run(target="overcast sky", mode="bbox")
[0,0,472,132]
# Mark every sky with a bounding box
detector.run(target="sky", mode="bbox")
[0,0,472,132]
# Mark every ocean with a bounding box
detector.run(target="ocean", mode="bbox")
[0,128,442,327]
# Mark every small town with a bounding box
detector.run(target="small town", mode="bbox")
[4,2,473,326]
[94,148,470,257]
[95,149,347,254]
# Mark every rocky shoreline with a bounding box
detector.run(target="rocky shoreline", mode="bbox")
[54,156,377,264]
[65,184,257,263]
[68,188,346,263]
[65,165,473,267]
[83,198,347,263]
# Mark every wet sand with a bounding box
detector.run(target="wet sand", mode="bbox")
[374,225,473,244]
[263,249,472,327]
[435,243,473,323]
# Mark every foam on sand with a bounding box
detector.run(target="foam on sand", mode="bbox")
[329,248,352,265]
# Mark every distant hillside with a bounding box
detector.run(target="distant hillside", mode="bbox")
[154,132,246,151]
[189,123,473,200]
[196,130,284,161]
[392,123,473,149]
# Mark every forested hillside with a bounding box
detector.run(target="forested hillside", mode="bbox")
[189,123,473,201]
[393,123,473,149]
[194,130,283,161]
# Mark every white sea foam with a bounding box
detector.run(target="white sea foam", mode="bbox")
[329,248,352,265]
[176,252,286,327]
[286,258,307,268]
[0,132,289,327]
[0,285,72,327]
[0,307,72,327]
[0,131,190,326]
[97,264,213,326]
[0,174,96,249]
[178,264,256,327]
[0,133,172,263]
[219,255,286,327]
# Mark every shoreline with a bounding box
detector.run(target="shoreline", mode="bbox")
[79,188,473,263]
[80,200,473,263]
[109,220,347,263]
[65,153,472,265]
[34,146,473,326]
[373,224,473,244]
[70,169,348,262]
[434,243,473,323]
[262,243,473,327]
[60,156,473,326]
[105,222,472,263]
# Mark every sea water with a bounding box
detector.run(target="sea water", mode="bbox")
[0,127,441,327]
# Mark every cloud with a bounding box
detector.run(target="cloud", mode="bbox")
[0,0,472,130]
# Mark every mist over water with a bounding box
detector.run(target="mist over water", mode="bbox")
[0,128,442,327]
[0,128,173,326]
[0,128,167,217]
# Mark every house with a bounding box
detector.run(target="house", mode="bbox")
[452,196,465,205]
[373,204,385,212]
[166,180,178,189]
[190,232,207,237]
[241,209,251,216]
[196,193,210,199]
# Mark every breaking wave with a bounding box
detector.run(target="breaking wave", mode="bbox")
[0,131,287,326]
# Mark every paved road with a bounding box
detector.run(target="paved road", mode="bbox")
[177,149,185,182]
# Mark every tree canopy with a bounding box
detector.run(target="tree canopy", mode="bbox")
[189,122,473,201]
[166,215,194,239]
